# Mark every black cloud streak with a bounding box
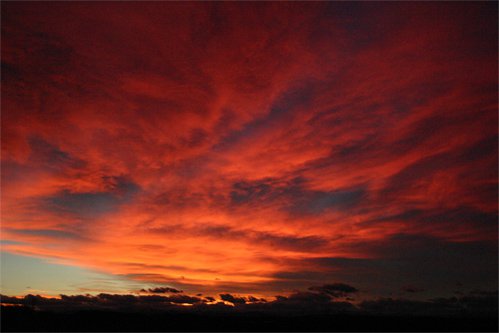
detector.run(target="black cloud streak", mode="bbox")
[217,293,267,305]
[219,294,247,304]
[308,283,358,298]
[140,287,183,294]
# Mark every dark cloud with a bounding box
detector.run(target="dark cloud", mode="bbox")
[229,177,366,216]
[287,186,367,215]
[381,147,498,210]
[359,298,455,317]
[359,292,498,317]
[255,291,357,315]
[141,287,183,294]
[212,79,320,152]
[47,190,120,216]
[286,291,331,303]
[469,289,498,297]
[229,179,275,204]
[456,293,499,316]
[1,293,204,312]
[251,232,327,252]
[247,296,267,303]
[402,285,425,293]
[309,257,378,269]
[364,206,497,235]
[164,294,203,305]
[1,28,74,87]
[41,177,140,218]
[337,234,498,296]
[219,293,246,304]
[308,283,358,298]
[271,238,497,299]
[27,136,84,170]
[0,295,23,305]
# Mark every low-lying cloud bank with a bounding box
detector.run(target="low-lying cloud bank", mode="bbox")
[1,284,497,317]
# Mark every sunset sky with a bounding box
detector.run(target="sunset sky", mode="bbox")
[1,2,497,302]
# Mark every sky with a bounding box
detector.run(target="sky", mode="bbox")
[1,2,497,303]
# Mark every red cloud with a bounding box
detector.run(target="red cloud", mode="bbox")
[2,2,497,297]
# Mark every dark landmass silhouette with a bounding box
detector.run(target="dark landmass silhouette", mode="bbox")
[2,305,498,332]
